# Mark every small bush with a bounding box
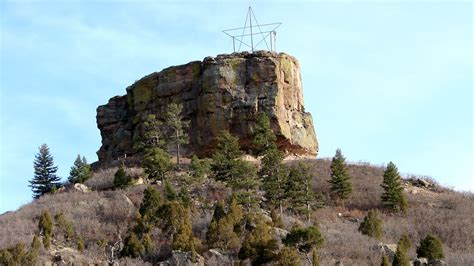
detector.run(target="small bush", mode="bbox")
[114,166,131,188]
[277,247,301,266]
[77,236,85,252]
[417,234,444,260]
[39,211,53,248]
[358,210,383,240]
[121,233,143,258]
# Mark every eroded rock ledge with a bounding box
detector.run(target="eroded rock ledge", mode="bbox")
[96,51,318,166]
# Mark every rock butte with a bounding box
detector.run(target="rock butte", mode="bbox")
[96,51,318,166]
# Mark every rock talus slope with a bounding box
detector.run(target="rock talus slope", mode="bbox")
[96,51,318,165]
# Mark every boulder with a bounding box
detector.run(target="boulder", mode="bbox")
[205,249,233,265]
[413,257,428,266]
[167,250,204,266]
[375,243,398,259]
[429,259,447,266]
[96,52,318,166]
[73,183,90,193]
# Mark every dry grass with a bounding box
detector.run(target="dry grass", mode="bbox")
[1,159,472,265]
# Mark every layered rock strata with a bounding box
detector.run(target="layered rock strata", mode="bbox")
[96,51,318,165]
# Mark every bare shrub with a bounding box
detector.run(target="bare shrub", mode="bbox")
[85,167,117,190]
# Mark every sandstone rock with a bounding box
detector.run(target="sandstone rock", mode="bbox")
[73,183,90,193]
[414,257,428,266]
[375,243,398,260]
[167,250,204,266]
[205,249,233,265]
[429,259,447,266]
[96,52,318,166]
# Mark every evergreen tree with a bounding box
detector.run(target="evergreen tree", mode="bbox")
[285,163,323,222]
[38,211,53,249]
[381,162,408,213]
[277,247,301,266]
[211,130,243,182]
[252,112,277,157]
[358,210,383,240]
[113,166,131,188]
[398,234,412,252]
[29,144,61,199]
[261,145,288,215]
[143,147,173,181]
[164,180,177,201]
[76,236,85,252]
[31,235,42,254]
[416,234,444,260]
[283,225,324,264]
[228,160,260,210]
[68,155,92,184]
[139,186,162,221]
[142,233,155,253]
[136,114,172,181]
[206,200,243,252]
[328,149,352,203]
[393,247,409,266]
[121,233,143,258]
[380,255,390,266]
[238,215,279,264]
[394,234,411,266]
[311,249,320,266]
[164,103,189,167]
[190,154,211,183]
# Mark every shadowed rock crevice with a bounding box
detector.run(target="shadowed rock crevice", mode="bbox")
[96,51,318,166]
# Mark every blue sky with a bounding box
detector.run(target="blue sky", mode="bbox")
[0,1,472,214]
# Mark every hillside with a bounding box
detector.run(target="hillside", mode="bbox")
[1,158,472,265]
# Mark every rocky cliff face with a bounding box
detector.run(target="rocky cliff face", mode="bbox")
[96,51,318,165]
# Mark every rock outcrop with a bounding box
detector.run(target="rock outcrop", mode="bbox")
[96,51,318,165]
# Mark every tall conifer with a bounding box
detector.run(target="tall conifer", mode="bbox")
[381,162,408,213]
[328,149,352,203]
[29,144,61,199]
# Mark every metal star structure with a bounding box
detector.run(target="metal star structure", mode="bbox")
[222,7,282,53]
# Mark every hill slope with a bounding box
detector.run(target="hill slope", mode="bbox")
[1,159,472,265]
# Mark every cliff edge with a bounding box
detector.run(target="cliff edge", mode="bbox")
[96,51,318,165]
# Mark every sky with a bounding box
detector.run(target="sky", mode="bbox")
[0,1,472,214]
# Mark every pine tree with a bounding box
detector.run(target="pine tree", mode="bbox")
[283,225,324,264]
[328,149,352,203]
[190,154,211,183]
[285,163,323,222]
[139,186,162,220]
[381,162,408,213]
[228,160,260,210]
[393,234,412,266]
[277,247,301,266]
[136,114,173,181]
[252,112,277,157]
[380,255,390,266]
[164,103,189,167]
[358,210,383,240]
[142,233,155,253]
[164,180,177,201]
[68,155,92,184]
[238,215,279,264]
[311,249,320,266]
[398,234,412,252]
[206,200,243,252]
[121,232,143,258]
[416,234,444,260]
[393,247,409,266]
[261,144,288,215]
[113,166,131,188]
[29,144,61,199]
[38,211,53,249]
[211,130,244,182]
